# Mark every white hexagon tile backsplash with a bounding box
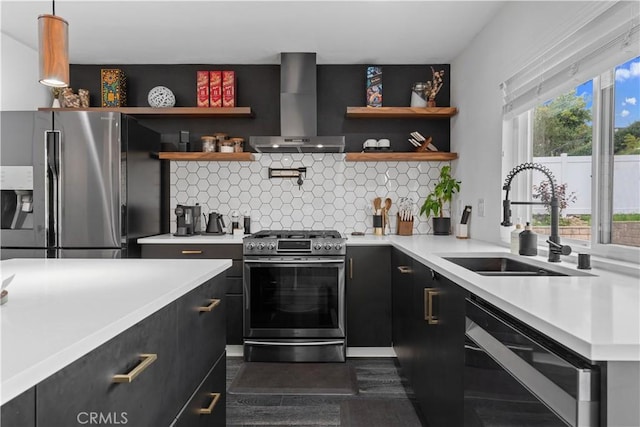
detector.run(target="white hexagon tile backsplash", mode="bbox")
[170,153,450,235]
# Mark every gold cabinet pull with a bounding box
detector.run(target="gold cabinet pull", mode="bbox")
[113,353,157,383]
[424,288,439,325]
[197,298,221,312]
[181,250,203,255]
[197,393,221,415]
[397,266,412,274]
[349,258,354,279]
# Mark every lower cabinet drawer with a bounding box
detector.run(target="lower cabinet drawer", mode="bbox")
[173,353,226,427]
[142,244,242,260]
[177,276,226,399]
[36,304,180,426]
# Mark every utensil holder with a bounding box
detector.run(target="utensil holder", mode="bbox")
[397,214,413,236]
[373,214,383,236]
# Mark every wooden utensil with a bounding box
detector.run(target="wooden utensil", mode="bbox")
[384,198,392,234]
[373,197,381,214]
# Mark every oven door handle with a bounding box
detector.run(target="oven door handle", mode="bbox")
[244,258,345,264]
[244,340,344,346]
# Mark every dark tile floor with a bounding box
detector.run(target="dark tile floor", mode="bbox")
[226,357,424,427]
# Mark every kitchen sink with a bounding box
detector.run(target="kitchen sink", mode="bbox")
[443,256,593,277]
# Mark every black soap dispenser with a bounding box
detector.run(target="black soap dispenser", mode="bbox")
[519,222,538,256]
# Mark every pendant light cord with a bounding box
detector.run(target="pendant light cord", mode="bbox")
[52,0,55,16]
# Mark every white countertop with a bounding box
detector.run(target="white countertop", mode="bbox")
[0,258,232,406]
[139,233,640,362]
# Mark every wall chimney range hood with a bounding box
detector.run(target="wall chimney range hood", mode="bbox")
[250,53,345,153]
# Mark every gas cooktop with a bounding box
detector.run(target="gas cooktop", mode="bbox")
[248,230,342,239]
[244,230,346,256]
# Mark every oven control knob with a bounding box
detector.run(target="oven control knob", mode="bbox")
[267,243,276,250]
[258,243,266,250]
[246,243,255,250]
[335,243,343,250]
[314,243,322,250]
[324,243,333,250]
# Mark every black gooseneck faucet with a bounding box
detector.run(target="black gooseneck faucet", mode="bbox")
[502,163,571,262]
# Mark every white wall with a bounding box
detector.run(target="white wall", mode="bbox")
[0,31,49,111]
[450,1,601,243]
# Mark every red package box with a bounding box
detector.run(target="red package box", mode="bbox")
[196,71,209,107]
[209,71,222,107]
[222,71,236,107]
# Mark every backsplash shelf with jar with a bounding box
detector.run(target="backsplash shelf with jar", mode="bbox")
[38,107,254,118]
[345,106,457,119]
[345,152,458,162]
[158,152,255,161]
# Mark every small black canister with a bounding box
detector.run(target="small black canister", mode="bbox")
[244,215,251,235]
[519,222,538,256]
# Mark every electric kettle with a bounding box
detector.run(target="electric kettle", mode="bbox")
[204,212,226,234]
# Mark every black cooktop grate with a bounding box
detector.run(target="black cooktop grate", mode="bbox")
[249,230,342,239]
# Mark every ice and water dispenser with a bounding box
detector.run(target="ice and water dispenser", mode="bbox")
[1,166,34,230]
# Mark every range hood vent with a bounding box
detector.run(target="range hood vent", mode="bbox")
[250,52,345,153]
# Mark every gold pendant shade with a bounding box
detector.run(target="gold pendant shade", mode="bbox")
[38,14,69,87]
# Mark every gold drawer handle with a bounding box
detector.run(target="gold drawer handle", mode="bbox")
[197,298,221,312]
[349,258,354,279]
[397,266,412,274]
[197,392,221,415]
[113,353,157,383]
[181,250,203,255]
[424,288,440,325]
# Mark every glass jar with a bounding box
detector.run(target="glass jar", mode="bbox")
[230,137,244,153]
[219,140,234,153]
[201,135,216,152]
[213,132,228,152]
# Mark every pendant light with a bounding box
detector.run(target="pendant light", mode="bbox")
[38,0,69,87]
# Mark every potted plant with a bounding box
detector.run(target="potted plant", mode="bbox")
[420,165,461,235]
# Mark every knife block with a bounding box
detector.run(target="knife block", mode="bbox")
[397,214,413,236]
[456,224,469,239]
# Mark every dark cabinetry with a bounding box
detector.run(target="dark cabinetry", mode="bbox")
[4,275,227,426]
[174,353,226,427]
[391,248,465,427]
[142,243,244,345]
[1,387,35,427]
[36,302,180,426]
[346,246,392,347]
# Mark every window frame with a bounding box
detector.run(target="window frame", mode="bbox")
[504,66,640,264]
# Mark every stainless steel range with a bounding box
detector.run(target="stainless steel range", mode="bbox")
[243,230,346,362]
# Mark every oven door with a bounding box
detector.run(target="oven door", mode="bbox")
[243,256,345,339]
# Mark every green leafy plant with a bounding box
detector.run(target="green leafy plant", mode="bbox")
[420,165,461,218]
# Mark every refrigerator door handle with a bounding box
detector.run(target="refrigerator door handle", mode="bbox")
[45,130,61,249]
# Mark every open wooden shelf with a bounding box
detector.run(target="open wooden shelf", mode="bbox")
[38,107,253,118]
[345,106,458,119]
[345,152,458,162]
[158,152,255,161]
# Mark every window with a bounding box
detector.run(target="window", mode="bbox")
[500,1,639,263]
[507,56,639,261]
[611,58,640,247]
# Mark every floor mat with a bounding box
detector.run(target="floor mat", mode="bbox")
[228,362,358,396]
[340,399,423,427]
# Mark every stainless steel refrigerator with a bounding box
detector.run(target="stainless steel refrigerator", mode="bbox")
[1,111,160,259]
